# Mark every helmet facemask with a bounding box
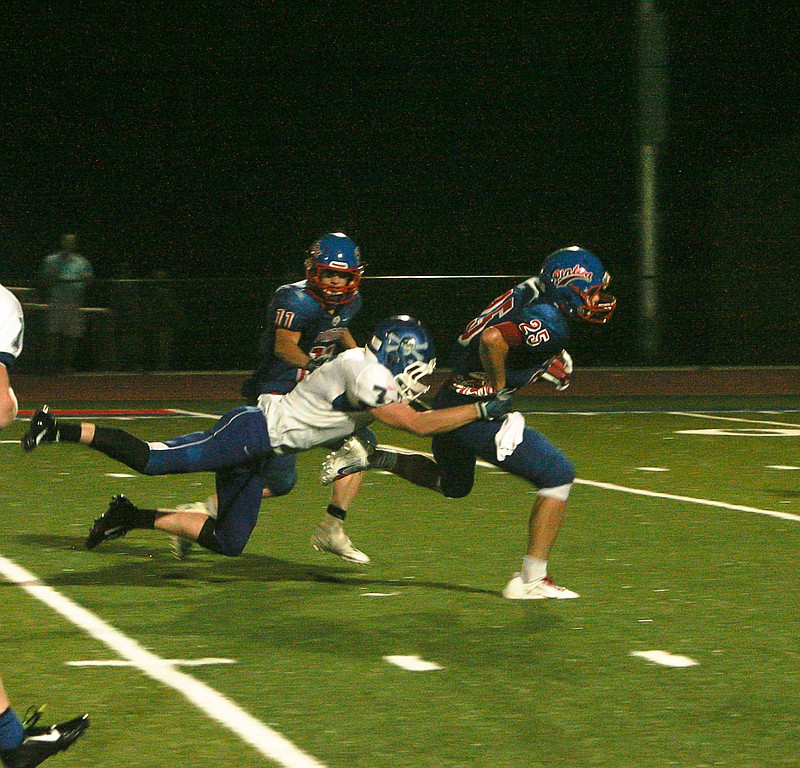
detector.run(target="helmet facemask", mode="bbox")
[395,358,437,401]
[572,277,616,324]
[305,259,363,307]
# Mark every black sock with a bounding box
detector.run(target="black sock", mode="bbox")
[371,449,398,471]
[196,517,225,554]
[133,508,158,529]
[57,422,82,442]
[90,427,150,472]
[327,504,346,521]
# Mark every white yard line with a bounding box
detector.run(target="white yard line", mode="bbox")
[668,411,800,428]
[0,555,328,768]
[574,478,800,523]
[383,446,800,524]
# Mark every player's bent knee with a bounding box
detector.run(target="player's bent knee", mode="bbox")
[538,482,573,502]
[266,475,296,497]
[196,519,246,556]
[441,480,472,499]
[541,454,576,489]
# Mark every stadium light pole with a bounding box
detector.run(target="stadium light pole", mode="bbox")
[637,0,667,363]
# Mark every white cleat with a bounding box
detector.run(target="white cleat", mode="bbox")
[321,436,372,486]
[502,573,579,600]
[312,513,370,565]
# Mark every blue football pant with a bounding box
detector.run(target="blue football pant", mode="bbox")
[430,388,575,497]
[141,406,271,555]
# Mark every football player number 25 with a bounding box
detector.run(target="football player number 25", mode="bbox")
[458,290,514,344]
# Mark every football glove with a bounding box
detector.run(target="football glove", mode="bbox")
[535,350,573,391]
[476,388,514,420]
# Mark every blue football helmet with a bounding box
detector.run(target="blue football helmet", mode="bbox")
[305,232,364,306]
[367,315,437,401]
[539,246,616,324]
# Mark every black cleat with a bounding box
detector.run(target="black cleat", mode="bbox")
[0,708,89,768]
[85,494,138,550]
[21,406,59,453]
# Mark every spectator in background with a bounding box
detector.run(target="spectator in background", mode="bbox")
[37,234,93,373]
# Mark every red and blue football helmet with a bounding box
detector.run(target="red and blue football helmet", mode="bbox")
[305,232,364,306]
[539,246,616,324]
[367,315,437,401]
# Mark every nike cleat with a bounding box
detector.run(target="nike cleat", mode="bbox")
[85,494,138,550]
[321,436,373,486]
[21,406,59,453]
[311,513,370,565]
[0,708,89,768]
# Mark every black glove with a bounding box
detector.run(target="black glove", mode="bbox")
[476,388,514,420]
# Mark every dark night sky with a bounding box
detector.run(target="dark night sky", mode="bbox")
[2,2,798,285]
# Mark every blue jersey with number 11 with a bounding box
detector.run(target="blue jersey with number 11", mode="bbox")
[247,280,362,396]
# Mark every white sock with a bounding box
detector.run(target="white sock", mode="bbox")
[521,555,547,583]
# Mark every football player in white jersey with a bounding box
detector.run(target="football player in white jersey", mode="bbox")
[0,283,90,767]
[0,284,24,430]
[21,316,512,557]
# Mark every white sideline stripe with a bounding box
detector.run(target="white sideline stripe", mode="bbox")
[0,556,328,768]
[669,411,800,428]
[382,445,800,524]
[168,408,222,419]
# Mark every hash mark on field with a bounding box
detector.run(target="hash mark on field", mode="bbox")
[0,556,328,768]
[384,655,443,671]
[630,650,699,668]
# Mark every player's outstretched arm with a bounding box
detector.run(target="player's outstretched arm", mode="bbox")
[369,396,510,436]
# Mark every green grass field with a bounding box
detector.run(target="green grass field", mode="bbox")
[2,397,800,767]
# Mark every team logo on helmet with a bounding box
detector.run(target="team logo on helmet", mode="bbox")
[552,264,594,287]
[378,331,430,365]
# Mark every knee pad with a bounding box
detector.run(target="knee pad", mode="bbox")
[538,482,573,502]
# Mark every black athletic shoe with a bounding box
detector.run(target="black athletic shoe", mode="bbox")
[0,708,89,768]
[85,494,138,550]
[21,406,59,452]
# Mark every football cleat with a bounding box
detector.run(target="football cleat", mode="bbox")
[167,500,216,560]
[85,494,138,550]
[311,513,370,565]
[502,573,579,600]
[169,536,193,560]
[21,406,59,452]
[0,708,89,768]
[321,436,373,486]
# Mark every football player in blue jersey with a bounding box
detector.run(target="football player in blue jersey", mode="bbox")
[321,246,617,599]
[169,233,372,564]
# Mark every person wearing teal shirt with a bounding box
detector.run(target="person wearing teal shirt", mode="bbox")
[37,233,93,372]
